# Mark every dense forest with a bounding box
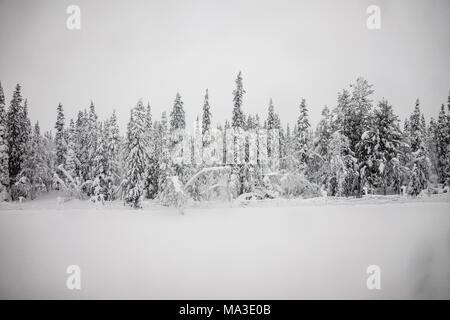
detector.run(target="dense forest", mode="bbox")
[0,73,449,208]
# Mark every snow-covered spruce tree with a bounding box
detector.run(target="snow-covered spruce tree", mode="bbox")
[281,123,294,171]
[0,81,9,199]
[398,118,413,188]
[349,77,374,195]
[33,123,49,192]
[20,120,35,198]
[246,113,262,131]
[447,92,450,184]
[150,120,163,197]
[22,99,32,166]
[326,131,356,197]
[144,102,159,199]
[229,71,248,195]
[278,123,285,167]
[232,71,245,129]
[255,114,261,129]
[202,89,212,148]
[349,78,374,148]
[170,93,186,131]
[245,114,253,131]
[435,103,449,184]
[373,99,403,194]
[157,111,169,194]
[427,117,438,180]
[409,100,425,152]
[65,119,78,180]
[289,124,298,165]
[408,163,422,196]
[9,97,32,199]
[315,106,332,158]
[87,101,98,181]
[407,99,431,193]
[266,98,281,162]
[123,100,151,208]
[22,122,49,199]
[357,128,378,193]
[54,103,66,167]
[105,110,121,188]
[145,102,152,134]
[293,98,310,173]
[7,84,29,192]
[199,92,212,182]
[331,89,352,137]
[420,114,427,139]
[41,130,56,191]
[75,109,91,181]
[90,121,108,201]
[267,98,279,130]
[193,114,202,165]
[169,93,186,178]
[311,105,332,186]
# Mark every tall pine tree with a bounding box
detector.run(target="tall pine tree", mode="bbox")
[294,98,310,172]
[7,84,27,188]
[232,71,245,129]
[124,100,151,207]
[170,93,186,131]
[407,99,431,194]
[435,104,449,184]
[87,101,98,180]
[54,103,66,167]
[0,81,9,197]
[373,99,403,194]
[202,89,212,147]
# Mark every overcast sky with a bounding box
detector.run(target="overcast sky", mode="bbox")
[0,0,449,133]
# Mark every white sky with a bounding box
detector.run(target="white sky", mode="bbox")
[0,0,449,133]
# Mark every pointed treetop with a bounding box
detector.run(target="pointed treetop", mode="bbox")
[170,93,185,131]
[415,98,420,108]
[11,83,23,106]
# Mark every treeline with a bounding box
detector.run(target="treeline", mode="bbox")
[0,74,449,207]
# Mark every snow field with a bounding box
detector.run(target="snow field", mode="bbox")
[0,195,449,299]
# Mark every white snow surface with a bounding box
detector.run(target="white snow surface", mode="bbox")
[0,192,449,299]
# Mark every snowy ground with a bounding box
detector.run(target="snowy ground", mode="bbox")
[0,192,449,299]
